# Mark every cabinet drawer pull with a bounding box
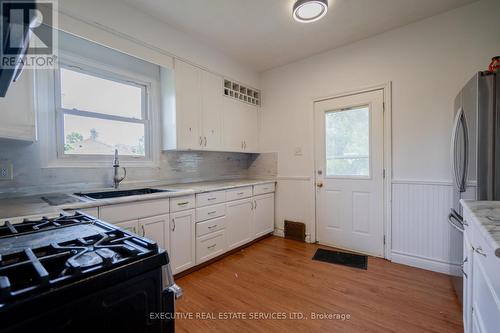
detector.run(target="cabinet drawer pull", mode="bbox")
[207,244,217,249]
[207,211,217,215]
[207,197,216,201]
[208,224,218,229]
[141,225,145,237]
[177,202,189,206]
[475,246,487,257]
[237,192,244,195]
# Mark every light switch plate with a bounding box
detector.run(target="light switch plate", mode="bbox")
[0,161,13,180]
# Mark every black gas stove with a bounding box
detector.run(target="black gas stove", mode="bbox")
[0,212,179,333]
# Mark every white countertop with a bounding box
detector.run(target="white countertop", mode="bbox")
[0,179,276,222]
[461,200,500,257]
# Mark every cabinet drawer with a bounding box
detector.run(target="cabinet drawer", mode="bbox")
[196,190,226,207]
[99,199,169,223]
[170,195,196,212]
[253,183,275,196]
[226,186,252,201]
[196,203,226,222]
[196,230,226,264]
[196,216,226,237]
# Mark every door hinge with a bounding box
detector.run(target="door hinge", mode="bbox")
[383,235,386,244]
[382,102,385,112]
[383,169,386,178]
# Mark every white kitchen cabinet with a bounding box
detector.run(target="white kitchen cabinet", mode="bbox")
[253,193,275,238]
[462,205,500,333]
[463,230,473,333]
[170,209,196,274]
[115,219,139,235]
[99,198,170,224]
[222,98,259,152]
[226,198,254,250]
[173,59,201,150]
[139,214,169,251]
[162,60,223,151]
[0,70,35,141]
[201,70,223,150]
[196,229,226,264]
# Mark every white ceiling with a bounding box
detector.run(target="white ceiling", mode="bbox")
[123,0,477,72]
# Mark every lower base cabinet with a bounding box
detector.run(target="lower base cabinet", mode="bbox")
[196,229,226,264]
[253,193,275,238]
[226,198,254,250]
[115,219,139,235]
[170,209,196,274]
[139,214,170,251]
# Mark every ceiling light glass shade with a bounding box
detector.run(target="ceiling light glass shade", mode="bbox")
[293,0,328,23]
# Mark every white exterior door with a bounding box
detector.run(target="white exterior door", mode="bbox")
[314,90,384,257]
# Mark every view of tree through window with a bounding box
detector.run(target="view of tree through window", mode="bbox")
[59,67,147,157]
[325,106,370,176]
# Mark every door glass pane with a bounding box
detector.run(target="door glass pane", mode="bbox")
[63,114,146,156]
[325,106,370,177]
[60,67,143,119]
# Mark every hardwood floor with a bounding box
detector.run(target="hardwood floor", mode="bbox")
[175,236,463,333]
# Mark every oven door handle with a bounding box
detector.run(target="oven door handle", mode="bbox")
[164,263,183,300]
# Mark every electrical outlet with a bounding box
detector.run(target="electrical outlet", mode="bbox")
[294,147,303,156]
[0,161,13,181]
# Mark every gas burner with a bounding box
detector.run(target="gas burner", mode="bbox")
[0,223,158,305]
[0,213,96,239]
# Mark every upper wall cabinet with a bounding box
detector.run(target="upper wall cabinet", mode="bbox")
[0,71,35,142]
[222,98,259,152]
[162,59,223,151]
[161,59,259,153]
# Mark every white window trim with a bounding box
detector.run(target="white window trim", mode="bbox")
[37,50,161,168]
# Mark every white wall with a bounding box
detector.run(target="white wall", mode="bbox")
[59,0,259,87]
[260,0,500,271]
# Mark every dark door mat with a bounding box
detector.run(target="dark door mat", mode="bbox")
[312,248,368,270]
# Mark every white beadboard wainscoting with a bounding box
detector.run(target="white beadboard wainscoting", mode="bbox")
[391,180,462,275]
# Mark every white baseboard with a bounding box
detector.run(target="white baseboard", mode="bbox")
[273,228,284,238]
[391,251,461,276]
[273,227,314,244]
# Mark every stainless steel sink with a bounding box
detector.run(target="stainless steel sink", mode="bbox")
[76,188,174,200]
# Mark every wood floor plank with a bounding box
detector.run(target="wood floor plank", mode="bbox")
[175,236,463,333]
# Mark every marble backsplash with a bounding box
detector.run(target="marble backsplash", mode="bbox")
[0,142,277,197]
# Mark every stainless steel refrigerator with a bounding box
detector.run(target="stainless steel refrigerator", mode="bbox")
[448,71,500,303]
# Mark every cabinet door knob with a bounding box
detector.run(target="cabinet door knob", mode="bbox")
[171,218,176,232]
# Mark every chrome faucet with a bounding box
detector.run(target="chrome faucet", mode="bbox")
[113,149,126,189]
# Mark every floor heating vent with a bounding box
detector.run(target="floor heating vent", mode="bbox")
[284,220,306,242]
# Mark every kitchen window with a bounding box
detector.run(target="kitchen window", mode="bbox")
[40,30,162,168]
[55,65,149,158]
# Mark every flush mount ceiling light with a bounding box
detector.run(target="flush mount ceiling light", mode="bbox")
[293,0,328,23]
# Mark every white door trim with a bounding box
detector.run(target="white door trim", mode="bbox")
[311,82,392,260]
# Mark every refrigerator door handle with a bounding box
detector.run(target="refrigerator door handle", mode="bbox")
[448,209,465,233]
[450,108,468,192]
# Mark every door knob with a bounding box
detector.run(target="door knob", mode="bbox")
[316,182,323,188]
